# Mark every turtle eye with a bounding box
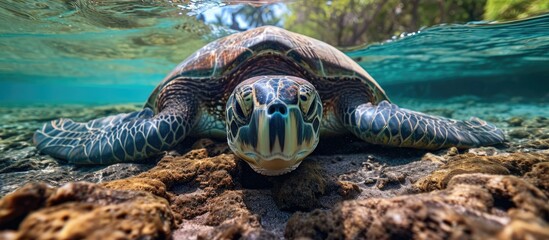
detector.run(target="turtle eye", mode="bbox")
[233,86,253,123]
[298,85,315,118]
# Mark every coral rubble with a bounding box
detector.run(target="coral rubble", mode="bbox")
[0,182,173,239]
[285,174,549,240]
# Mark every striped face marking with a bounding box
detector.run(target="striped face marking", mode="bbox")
[226,76,322,175]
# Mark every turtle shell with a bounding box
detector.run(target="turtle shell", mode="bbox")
[145,26,388,113]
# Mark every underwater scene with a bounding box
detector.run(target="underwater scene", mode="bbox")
[0,0,548,239]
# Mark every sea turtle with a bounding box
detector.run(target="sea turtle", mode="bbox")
[34,26,505,175]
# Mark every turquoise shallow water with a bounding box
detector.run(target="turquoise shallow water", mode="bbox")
[0,1,547,104]
[349,14,549,99]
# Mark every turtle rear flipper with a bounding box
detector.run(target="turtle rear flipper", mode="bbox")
[34,102,197,164]
[342,101,505,149]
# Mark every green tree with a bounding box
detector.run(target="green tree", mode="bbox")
[284,0,489,47]
[484,0,549,21]
[198,4,283,31]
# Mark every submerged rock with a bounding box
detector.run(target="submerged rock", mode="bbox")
[285,174,549,240]
[507,116,524,127]
[509,129,531,139]
[523,162,549,197]
[525,139,549,150]
[0,182,173,239]
[271,161,328,211]
[415,152,549,192]
[0,183,53,230]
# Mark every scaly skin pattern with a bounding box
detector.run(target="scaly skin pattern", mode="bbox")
[339,100,505,149]
[34,97,197,164]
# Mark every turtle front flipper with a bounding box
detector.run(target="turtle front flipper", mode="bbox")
[33,100,198,164]
[340,100,505,149]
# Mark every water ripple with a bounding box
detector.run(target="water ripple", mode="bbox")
[347,14,549,89]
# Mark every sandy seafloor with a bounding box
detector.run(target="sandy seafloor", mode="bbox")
[0,96,548,239]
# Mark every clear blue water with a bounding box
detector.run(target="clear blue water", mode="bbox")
[0,1,547,104]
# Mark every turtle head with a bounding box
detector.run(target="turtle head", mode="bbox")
[226,76,322,175]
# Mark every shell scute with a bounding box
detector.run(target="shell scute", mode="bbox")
[178,46,253,78]
[146,26,388,111]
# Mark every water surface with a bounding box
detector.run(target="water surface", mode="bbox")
[0,1,547,104]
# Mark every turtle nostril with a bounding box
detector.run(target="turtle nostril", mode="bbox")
[267,103,287,115]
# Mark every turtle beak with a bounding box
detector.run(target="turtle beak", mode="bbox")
[228,103,319,176]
